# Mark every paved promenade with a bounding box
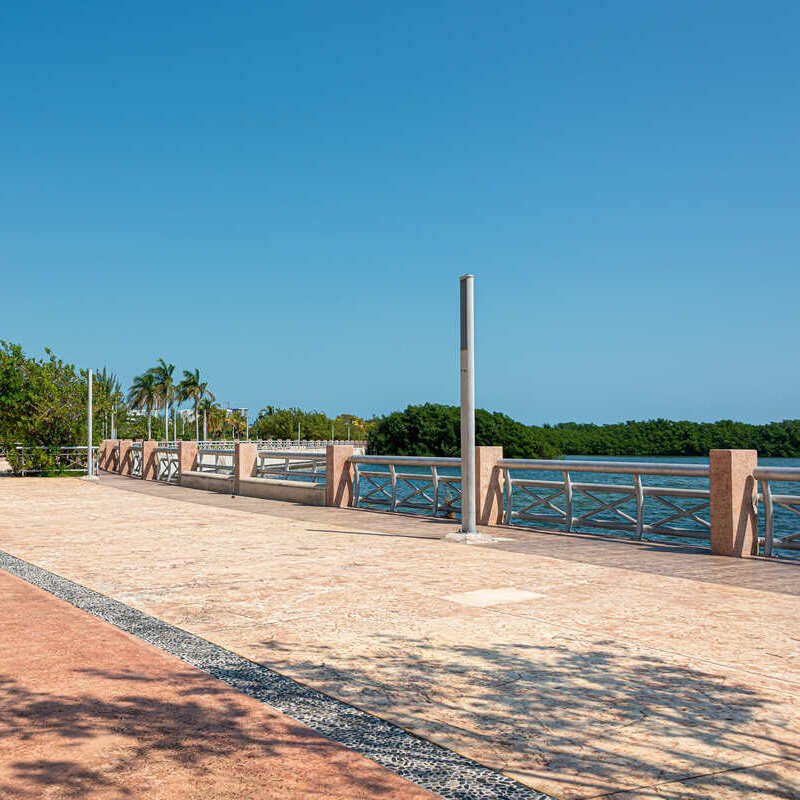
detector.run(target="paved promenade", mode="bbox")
[1,475,799,799]
[0,569,435,800]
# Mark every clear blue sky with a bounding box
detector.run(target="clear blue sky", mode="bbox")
[2,2,798,424]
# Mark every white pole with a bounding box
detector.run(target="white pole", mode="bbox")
[297,421,301,444]
[87,369,94,477]
[459,275,477,535]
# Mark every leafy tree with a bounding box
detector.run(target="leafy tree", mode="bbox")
[367,403,559,458]
[0,342,91,473]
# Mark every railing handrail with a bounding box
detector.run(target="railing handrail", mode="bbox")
[499,458,710,477]
[257,450,327,460]
[351,455,461,467]
[754,466,800,481]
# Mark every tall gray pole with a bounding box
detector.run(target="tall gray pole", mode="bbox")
[87,368,94,478]
[460,274,477,534]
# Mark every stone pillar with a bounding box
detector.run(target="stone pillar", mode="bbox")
[141,440,158,481]
[326,445,354,507]
[709,449,758,557]
[97,439,109,470]
[97,439,119,472]
[234,442,258,494]
[118,439,133,476]
[476,446,504,526]
[177,441,198,482]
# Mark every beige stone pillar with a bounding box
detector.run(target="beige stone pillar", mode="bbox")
[141,440,158,481]
[234,442,258,494]
[104,439,120,472]
[177,441,198,482]
[118,439,133,476]
[709,449,758,557]
[476,446,504,526]
[97,439,109,470]
[326,445,354,507]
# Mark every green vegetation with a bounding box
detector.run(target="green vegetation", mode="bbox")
[0,341,111,474]
[540,418,800,458]
[367,404,557,458]
[251,407,368,441]
[367,404,800,459]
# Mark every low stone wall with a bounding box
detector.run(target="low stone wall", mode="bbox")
[238,476,326,506]
[180,471,233,494]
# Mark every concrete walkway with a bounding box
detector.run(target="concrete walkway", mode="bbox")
[0,569,435,800]
[1,475,799,799]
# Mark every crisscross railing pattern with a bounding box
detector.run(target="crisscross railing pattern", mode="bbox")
[351,456,461,516]
[130,443,142,477]
[5,446,96,475]
[155,446,178,482]
[256,451,326,483]
[500,459,711,541]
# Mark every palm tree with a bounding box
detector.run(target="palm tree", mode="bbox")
[198,392,217,441]
[95,368,124,438]
[178,369,215,441]
[148,359,175,442]
[128,371,157,439]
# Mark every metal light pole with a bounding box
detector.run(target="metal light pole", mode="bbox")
[86,369,94,478]
[459,274,477,535]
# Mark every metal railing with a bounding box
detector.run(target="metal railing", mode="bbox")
[755,466,800,556]
[199,439,366,451]
[155,446,178,483]
[3,445,98,476]
[130,443,143,477]
[255,451,327,483]
[500,459,711,541]
[196,447,235,475]
[351,455,462,516]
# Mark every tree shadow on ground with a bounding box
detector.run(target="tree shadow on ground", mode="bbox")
[0,669,423,800]
[252,636,800,799]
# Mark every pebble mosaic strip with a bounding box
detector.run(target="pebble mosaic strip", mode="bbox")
[1,550,552,800]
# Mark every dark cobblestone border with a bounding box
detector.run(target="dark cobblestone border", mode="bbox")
[0,550,552,800]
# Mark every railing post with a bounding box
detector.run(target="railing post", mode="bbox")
[177,441,198,484]
[709,449,758,557]
[476,446,504,526]
[234,442,257,495]
[141,440,158,481]
[118,439,133,476]
[326,444,354,507]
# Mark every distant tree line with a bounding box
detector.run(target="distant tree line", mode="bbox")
[366,404,800,459]
[539,418,800,458]
[250,407,367,441]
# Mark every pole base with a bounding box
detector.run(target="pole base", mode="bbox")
[80,475,100,482]
[444,529,495,544]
